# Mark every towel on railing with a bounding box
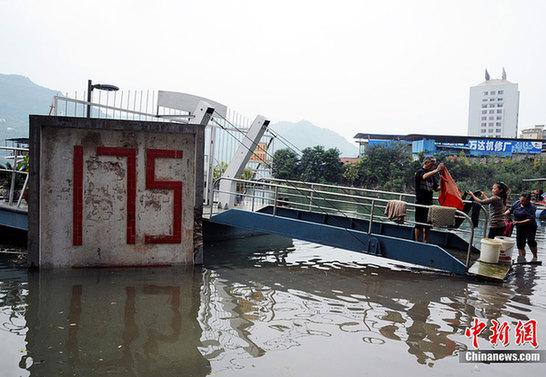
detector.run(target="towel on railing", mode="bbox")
[385,200,407,224]
[427,205,456,227]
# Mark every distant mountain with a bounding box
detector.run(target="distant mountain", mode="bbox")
[269,120,359,157]
[0,74,59,141]
[0,74,359,157]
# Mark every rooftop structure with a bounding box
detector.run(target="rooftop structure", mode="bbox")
[520,125,545,140]
[354,133,543,158]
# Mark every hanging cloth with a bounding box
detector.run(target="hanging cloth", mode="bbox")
[385,200,407,224]
[438,167,464,211]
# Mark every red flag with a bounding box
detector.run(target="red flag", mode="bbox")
[439,167,464,210]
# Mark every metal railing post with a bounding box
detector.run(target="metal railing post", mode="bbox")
[309,184,314,211]
[251,182,256,212]
[368,199,375,234]
[8,153,18,206]
[465,218,475,270]
[16,173,28,208]
[273,186,279,216]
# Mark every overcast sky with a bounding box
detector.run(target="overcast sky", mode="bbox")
[1,0,546,142]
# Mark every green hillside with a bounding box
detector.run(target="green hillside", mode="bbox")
[0,74,59,141]
[0,74,359,157]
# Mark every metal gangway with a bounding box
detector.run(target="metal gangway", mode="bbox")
[206,176,491,276]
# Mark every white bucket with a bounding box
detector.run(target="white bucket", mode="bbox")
[480,238,502,264]
[494,236,516,263]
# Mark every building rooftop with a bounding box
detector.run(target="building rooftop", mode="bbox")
[474,79,515,87]
[353,133,543,143]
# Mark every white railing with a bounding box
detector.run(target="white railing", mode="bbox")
[261,177,489,237]
[0,146,29,208]
[211,177,477,269]
[49,92,275,205]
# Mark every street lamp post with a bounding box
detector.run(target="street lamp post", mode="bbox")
[87,79,120,118]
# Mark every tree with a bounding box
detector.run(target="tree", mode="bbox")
[272,148,300,180]
[343,162,359,186]
[353,142,414,191]
[299,146,343,184]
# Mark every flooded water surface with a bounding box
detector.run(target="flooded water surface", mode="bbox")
[1,225,546,376]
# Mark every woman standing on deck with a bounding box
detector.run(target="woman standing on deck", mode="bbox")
[504,192,538,263]
[466,182,509,238]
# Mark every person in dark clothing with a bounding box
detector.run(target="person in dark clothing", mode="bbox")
[414,156,444,243]
[504,192,538,263]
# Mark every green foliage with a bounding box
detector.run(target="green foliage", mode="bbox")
[272,149,300,180]
[213,162,228,180]
[352,143,415,191]
[17,155,29,172]
[272,146,344,184]
[213,161,253,182]
[271,142,546,200]
[299,146,343,184]
[342,162,359,186]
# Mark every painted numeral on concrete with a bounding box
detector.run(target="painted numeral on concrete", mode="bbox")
[73,146,83,245]
[72,146,184,246]
[145,149,183,244]
[96,147,137,244]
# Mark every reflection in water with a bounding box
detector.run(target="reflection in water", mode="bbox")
[0,227,545,375]
[200,233,545,373]
[201,237,473,369]
[23,267,210,377]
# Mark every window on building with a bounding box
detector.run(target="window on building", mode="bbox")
[482,110,487,114]
[489,110,494,114]
[489,116,494,120]
[490,98,495,101]
[496,129,501,132]
[489,104,495,108]
[483,91,489,95]
[481,123,487,127]
[489,122,494,126]
[482,104,488,108]
[496,122,501,126]
[482,99,488,102]
[498,97,503,101]
[497,116,502,120]
[497,109,502,113]
[488,129,494,133]
[498,90,503,94]
[491,91,496,95]
[481,116,487,120]
[481,129,487,133]
[497,103,503,107]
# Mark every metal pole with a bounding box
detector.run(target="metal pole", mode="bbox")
[16,173,28,208]
[309,185,314,211]
[8,153,18,205]
[206,126,216,205]
[273,186,279,216]
[368,200,375,234]
[87,80,92,118]
[251,182,256,212]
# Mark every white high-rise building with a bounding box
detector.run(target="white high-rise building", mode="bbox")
[467,69,520,138]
